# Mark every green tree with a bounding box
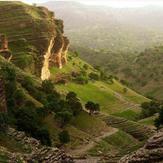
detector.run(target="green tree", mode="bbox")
[56,111,73,127]
[0,113,8,131]
[59,130,70,144]
[66,92,77,100]
[155,107,163,129]
[15,106,51,146]
[85,101,100,115]
[35,127,51,146]
[66,92,82,115]
[89,72,100,81]
[1,65,16,110]
[141,101,160,118]
[42,80,54,94]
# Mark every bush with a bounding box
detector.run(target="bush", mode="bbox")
[56,111,73,127]
[89,72,100,81]
[1,65,17,110]
[0,113,8,131]
[66,92,83,115]
[141,101,161,118]
[66,92,77,100]
[42,80,54,94]
[123,87,128,93]
[155,107,163,129]
[85,101,100,115]
[59,130,70,144]
[35,127,51,146]
[83,64,89,70]
[15,106,51,146]
[75,75,88,84]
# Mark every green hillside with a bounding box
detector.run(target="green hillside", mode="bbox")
[51,52,148,114]
[0,1,157,162]
[42,1,163,100]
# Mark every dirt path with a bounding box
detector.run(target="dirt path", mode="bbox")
[69,128,118,157]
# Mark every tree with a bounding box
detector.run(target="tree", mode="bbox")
[123,87,128,93]
[154,107,163,129]
[85,101,100,115]
[1,65,17,110]
[42,80,54,94]
[0,113,8,131]
[15,106,51,146]
[89,72,100,81]
[55,111,73,127]
[141,101,160,118]
[59,130,70,144]
[66,92,83,115]
[66,92,77,100]
[35,127,51,146]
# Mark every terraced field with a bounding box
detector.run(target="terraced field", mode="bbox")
[88,130,143,162]
[103,115,155,141]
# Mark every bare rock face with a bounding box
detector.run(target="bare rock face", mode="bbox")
[0,34,12,61]
[0,2,70,80]
[0,34,8,50]
[119,130,163,163]
[62,36,70,65]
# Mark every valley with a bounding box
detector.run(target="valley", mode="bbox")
[0,1,162,163]
[42,1,163,100]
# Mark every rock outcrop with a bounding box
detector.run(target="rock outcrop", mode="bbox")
[0,34,8,50]
[0,2,69,80]
[62,36,70,65]
[0,34,12,61]
[7,128,74,163]
[119,129,163,163]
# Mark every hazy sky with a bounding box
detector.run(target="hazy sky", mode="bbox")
[21,0,163,8]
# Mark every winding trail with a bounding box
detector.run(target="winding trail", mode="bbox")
[69,128,118,157]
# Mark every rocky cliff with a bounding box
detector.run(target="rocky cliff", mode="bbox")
[0,1,69,80]
[119,129,163,163]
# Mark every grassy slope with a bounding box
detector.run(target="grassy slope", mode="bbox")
[0,54,152,159]
[139,115,158,126]
[0,2,153,160]
[104,115,154,140]
[49,53,154,156]
[88,130,142,159]
[52,53,148,114]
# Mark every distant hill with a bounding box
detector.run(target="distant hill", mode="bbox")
[42,1,163,53]
[42,1,163,99]
[123,46,163,100]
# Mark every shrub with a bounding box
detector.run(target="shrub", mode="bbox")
[75,76,88,84]
[55,111,73,127]
[123,87,128,93]
[154,107,163,129]
[15,106,51,146]
[0,113,8,131]
[42,80,54,94]
[85,101,100,115]
[89,72,100,81]
[141,101,161,118]
[35,127,51,146]
[66,92,77,100]
[83,64,89,70]
[59,130,70,144]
